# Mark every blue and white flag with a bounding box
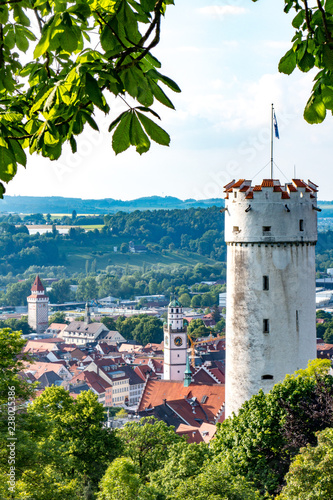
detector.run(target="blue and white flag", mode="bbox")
[273,112,279,139]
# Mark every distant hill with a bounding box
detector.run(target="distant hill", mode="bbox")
[0,195,330,216]
[0,195,224,214]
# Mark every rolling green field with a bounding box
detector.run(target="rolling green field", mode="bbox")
[58,240,218,274]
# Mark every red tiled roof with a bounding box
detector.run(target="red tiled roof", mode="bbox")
[316,343,333,351]
[210,368,225,383]
[167,399,209,427]
[192,369,219,385]
[71,371,111,393]
[222,178,317,200]
[261,179,276,187]
[232,179,245,188]
[286,183,297,192]
[308,179,318,191]
[31,275,45,292]
[48,323,68,331]
[292,179,308,188]
[134,365,153,381]
[138,380,225,423]
[27,294,48,299]
[176,424,204,443]
[223,179,236,190]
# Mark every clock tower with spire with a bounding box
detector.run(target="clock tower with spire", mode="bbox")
[164,298,187,381]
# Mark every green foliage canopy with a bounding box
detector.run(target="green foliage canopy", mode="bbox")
[0,0,178,197]
[277,427,333,500]
[28,386,121,486]
[253,0,333,124]
[212,360,333,496]
[117,416,182,480]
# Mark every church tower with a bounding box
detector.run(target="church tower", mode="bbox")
[27,276,49,334]
[164,299,187,380]
[224,179,318,418]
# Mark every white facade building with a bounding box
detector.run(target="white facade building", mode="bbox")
[224,179,318,418]
[164,299,187,381]
[27,275,49,333]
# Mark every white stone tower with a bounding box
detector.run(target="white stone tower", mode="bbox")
[27,275,49,333]
[164,299,187,380]
[224,179,318,418]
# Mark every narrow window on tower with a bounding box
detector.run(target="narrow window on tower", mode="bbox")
[263,319,269,333]
[299,219,304,231]
[296,310,299,332]
[261,374,274,380]
[263,276,269,290]
[262,226,271,234]
[234,191,237,198]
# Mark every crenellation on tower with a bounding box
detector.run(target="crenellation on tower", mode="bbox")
[224,179,318,246]
[224,178,318,418]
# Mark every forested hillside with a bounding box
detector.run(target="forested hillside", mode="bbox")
[1,206,333,307]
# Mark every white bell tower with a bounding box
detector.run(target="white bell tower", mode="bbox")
[224,179,318,418]
[164,299,187,381]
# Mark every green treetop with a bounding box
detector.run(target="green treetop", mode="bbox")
[254,0,333,124]
[0,0,179,197]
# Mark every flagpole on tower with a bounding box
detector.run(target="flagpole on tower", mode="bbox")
[270,103,274,179]
[271,104,280,179]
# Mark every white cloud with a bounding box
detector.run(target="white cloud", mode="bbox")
[197,6,248,18]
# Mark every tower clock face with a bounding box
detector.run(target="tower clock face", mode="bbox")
[174,336,183,347]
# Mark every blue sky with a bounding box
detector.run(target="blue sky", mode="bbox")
[6,1,333,201]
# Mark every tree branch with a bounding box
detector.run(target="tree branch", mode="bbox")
[0,24,4,68]
[303,0,314,35]
[115,0,162,70]
[316,0,333,43]
[34,8,43,34]
[0,0,23,5]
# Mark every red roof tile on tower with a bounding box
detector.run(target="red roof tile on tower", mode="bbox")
[286,183,297,192]
[232,179,245,188]
[253,185,262,191]
[308,179,318,191]
[292,179,306,187]
[261,179,275,187]
[31,275,45,292]
[223,179,236,190]
[281,191,290,199]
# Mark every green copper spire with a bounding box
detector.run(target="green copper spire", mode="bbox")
[184,354,192,387]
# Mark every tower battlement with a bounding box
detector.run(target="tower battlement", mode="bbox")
[224,178,318,418]
[224,178,318,201]
[224,178,318,244]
